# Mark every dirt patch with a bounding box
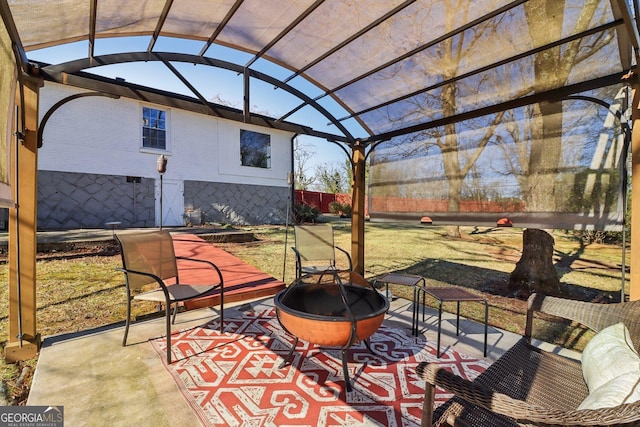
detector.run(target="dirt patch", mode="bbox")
[485,246,522,264]
[0,241,120,263]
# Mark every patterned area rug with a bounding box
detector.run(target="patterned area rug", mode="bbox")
[150,307,490,426]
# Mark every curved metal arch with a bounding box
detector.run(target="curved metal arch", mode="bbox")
[41,52,357,143]
[359,73,623,145]
[564,93,631,151]
[36,92,120,148]
[565,94,621,119]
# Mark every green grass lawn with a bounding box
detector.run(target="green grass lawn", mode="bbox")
[222,223,628,344]
[0,221,629,403]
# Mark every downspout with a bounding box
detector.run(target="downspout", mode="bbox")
[282,134,298,282]
[289,134,296,212]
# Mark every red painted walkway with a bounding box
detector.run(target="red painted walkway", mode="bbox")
[170,233,286,310]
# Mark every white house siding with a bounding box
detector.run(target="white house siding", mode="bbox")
[36,82,292,229]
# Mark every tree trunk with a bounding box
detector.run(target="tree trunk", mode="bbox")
[509,228,561,297]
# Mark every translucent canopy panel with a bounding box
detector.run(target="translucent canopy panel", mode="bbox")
[0,0,636,228]
[369,85,629,230]
[2,0,634,144]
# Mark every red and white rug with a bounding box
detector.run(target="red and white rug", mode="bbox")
[151,307,490,426]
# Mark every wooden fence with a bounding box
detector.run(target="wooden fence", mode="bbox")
[294,190,351,213]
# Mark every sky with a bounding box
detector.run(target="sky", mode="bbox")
[26,36,363,184]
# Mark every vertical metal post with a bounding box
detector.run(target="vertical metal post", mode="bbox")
[282,170,293,281]
[624,71,640,300]
[159,174,163,229]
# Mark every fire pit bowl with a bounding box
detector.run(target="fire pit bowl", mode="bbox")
[274,273,389,391]
[275,282,388,346]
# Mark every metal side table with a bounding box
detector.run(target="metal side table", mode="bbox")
[418,286,488,357]
[373,273,425,336]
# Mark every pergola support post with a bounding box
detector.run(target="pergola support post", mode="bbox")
[6,75,42,362]
[351,141,366,276]
[628,70,640,301]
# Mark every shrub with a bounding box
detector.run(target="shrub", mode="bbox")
[328,201,342,214]
[339,203,352,217]
[293,203,319,223]
[328,201,352,217]
[571,229,628,245]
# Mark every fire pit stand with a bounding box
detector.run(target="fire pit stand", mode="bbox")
[274,272,389,391]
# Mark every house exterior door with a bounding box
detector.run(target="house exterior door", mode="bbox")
[155,179,184,227]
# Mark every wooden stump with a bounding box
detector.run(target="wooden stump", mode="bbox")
[508,228,561,296]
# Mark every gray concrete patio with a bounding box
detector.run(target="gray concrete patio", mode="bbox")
[14,226,580,426]
[26,293,528,426]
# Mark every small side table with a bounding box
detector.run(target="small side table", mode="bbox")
[373,273,425,336]
[418,286,488,357]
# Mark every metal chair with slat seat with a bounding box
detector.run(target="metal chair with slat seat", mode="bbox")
[116,230,225,364]
[292,224,352,280]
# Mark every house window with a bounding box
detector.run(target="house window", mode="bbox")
[240,130,271,169]
[142,107,167,150]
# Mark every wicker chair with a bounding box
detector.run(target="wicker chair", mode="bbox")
[416,293,640,427]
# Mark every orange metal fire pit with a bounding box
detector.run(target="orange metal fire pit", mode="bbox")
[274,273,389,391]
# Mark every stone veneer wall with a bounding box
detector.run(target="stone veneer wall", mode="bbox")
[184,181,289,225]
[38,171,155,229]
[36,172,289,229]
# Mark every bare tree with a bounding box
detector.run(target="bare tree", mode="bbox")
[376,0,507,238]
[315,158,368,195]
[371,1,618,297]
[521,0,605,210]
[315,163,348,194]
[294,138,316,190]
[509,0,613,296]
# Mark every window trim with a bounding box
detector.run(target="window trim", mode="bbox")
[240,129,272,169]
[141,105,170,152]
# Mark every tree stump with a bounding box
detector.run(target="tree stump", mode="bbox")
[446,225,461,238]
[508,228,561,296]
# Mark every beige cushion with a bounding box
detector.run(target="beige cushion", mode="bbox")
[578,371,640,410]
[581,322,640,392]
